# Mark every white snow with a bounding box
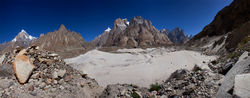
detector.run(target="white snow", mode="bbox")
[12,29,36,42]
[105,27,111,32]
[126,21,130,25]
[28,35,36,40]
[12,38,17,42]
[65,48,217,87]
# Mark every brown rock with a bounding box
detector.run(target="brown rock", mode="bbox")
[47,78,52,84]
[12,51,35,84]
[96,16,172,48]
[64,75,72,82]
[28,85,34,91]
[32,24,93,58]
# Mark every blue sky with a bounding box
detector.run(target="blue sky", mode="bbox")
[0,0,233,43]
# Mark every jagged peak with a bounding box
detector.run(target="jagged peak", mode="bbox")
[12,29,36,42]
[58,24,68,32]
[130,16,147,25]
[113,18,128,31]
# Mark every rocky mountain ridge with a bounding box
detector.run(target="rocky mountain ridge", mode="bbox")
[32,24,93,58]
[92,16,172,47]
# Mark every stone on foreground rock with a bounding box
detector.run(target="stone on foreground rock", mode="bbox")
[216,51,250,98]
[0,54,4,64]
[234,73,250,98]
[12,52,35,84]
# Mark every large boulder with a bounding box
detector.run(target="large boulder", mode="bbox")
[12,49,35,84]
[234,73,250,97]
[216,51,250,97]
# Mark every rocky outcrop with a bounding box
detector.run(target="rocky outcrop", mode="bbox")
[216,51,250,97]
[234,73,250,98]
[94,16,172,48]
[0,46,103,98]
[161,28,189,44]
[32,24,92,58]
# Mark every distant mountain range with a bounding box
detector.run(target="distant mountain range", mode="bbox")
[0,17,191,56]
[92,16,190,47]
[32,24,93,58]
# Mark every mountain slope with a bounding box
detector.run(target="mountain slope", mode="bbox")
[91,27,111,47]
[32,24,92,58]
[188,0,250,52]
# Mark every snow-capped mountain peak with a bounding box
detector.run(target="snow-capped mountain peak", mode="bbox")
[105,27,111,32]
[12,29,36,42]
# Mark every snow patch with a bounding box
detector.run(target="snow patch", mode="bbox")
[105,27,111,32]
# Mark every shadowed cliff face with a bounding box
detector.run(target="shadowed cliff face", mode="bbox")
[98,16,172,48]
[188,0,250,51]
[191,0,250,40]
[32,24,93,58]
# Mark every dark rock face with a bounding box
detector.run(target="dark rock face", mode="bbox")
[225,21,250,51]
[191,0,250,40]
[32,24,92,58]
[161,28,189,44]
[96,16,172,47]
[188,0,250,51]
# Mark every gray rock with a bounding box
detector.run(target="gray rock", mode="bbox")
[0,79,13,89]
[52,71,58,79]
[216,52,250,98]
[0,63,14,77]
[233,73,250,98]
[57,69,66,78]
[238,51,248,61]
[29,91,37,96]
[221,62,234,75]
